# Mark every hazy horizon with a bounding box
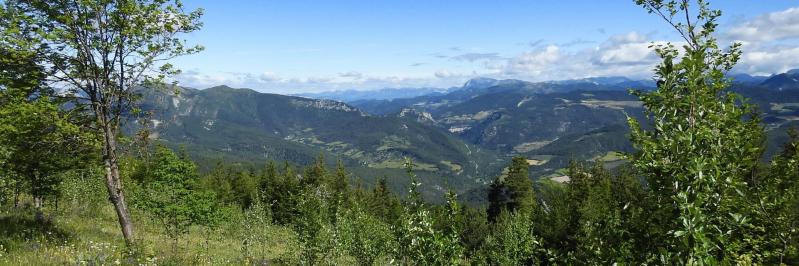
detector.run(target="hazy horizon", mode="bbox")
[170,1,799,94]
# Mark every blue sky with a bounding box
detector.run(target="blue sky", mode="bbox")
[172,1,799,93]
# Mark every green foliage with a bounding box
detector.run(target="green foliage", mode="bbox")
[260,161,303,225]
[506,157,536,215]
[752,129,799,263]
[58,168,107,215]
[137,145,220,241]
[364,176,403,225]
[488,156,535,222]
[1,0,205,243]
[0,87,96,208]
[532,180,572,257]
[630,0,766,263]
[293,188,339,265]
[478,211,544,265]
[303,154,329,187]
[570,163,633,263]
[337,207,396,265]
[4,0,799,264]
[394,158,463,265]
[237,196,273,264]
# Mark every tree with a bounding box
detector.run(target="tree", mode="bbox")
[138,145,218,244]
[338,207,396,265]
[0,22,95,211]
[0,88,95,210]
[487,176,509,223]
[487,156,535,222]
[366,176,402,225]
[263,162,302,225]
[394,158,463,264]
[630,0,763,263]
[754,130,799,263]
[506,157,535,214]
[1,0,203,243]
[303,153,328,187]
[331,160,349,199]
[478,211,544,265]
[200,161,240,206]
[572,164,630,263]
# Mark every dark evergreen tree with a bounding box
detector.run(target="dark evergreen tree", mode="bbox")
[505,157,535,214]
[486,177,508,223]
[487,156,535,222]
[367,176,402,225]
[331,160,349,197]
[303,153,328,187]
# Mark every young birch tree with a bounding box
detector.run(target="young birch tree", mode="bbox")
[0,0,203,244]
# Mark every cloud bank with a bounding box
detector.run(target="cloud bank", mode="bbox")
[177,6,799,93]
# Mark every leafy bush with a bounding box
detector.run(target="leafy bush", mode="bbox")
[478,211,544,265]
[137,145,221,242]
[337,208,396,265]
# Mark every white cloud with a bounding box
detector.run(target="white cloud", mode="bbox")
[721,6,799,75]
[450,52,504,62]
[726,7,799,42]
[498,33,663,81]
[338,71,363,79]
[503,45,561,77]
[435,69,466,79]
[259,72,281,82]
[592,32,661,66]
[737,45,799,75]
[306,76,334,83]
[175,70,469,94]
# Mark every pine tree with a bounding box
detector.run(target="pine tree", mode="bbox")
[331,160,349,196]
[506,157,535,214]
[487,177,508,223]
[303,153,328,187]
[487,156,535,222]
[367,176,402,225]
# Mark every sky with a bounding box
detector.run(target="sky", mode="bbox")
[171,1,799,93]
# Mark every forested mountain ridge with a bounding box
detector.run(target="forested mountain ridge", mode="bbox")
[131,85,505,197]
[133,69,799,187]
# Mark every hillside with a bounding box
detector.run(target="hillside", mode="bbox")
[128,70,799,190]
[341,71,799,180]
[132,85,505,198]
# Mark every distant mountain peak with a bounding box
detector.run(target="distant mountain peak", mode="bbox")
[204,85,259,94]
[761,71,799,90]
[463,77,499,89]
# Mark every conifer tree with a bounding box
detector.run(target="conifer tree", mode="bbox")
[487,156,535,222]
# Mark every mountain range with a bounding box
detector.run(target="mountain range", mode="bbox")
[131,69,799,202]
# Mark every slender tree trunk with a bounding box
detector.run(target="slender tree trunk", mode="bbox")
[33,195,44,222]
[13,180,20,208]
[101,123,135,244]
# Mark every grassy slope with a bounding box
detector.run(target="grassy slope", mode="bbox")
[0,202,298,265]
